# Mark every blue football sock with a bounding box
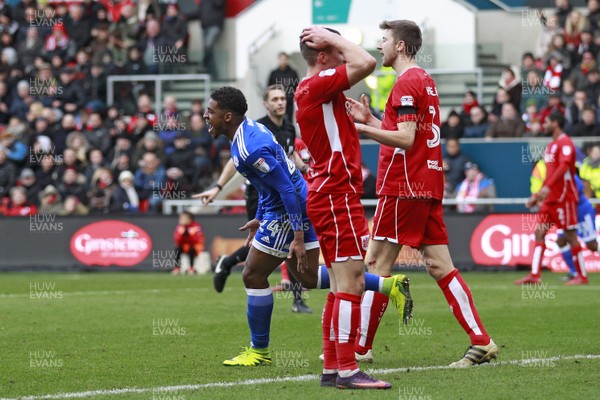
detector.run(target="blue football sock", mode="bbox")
[365,272,384,292]
[246,288,273,349]
[317,265,330,289]
[559,245,577,276]
[317,265,383,292]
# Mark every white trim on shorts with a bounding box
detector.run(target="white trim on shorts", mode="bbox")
[252,239,320,259]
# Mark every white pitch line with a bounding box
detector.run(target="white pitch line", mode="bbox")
[2,354,598,400]
[0,287,206,299]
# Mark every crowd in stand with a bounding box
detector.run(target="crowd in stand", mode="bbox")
[0,0,232,216]
[442,0,600,208]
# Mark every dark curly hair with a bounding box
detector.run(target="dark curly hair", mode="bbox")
[210,86,248,116]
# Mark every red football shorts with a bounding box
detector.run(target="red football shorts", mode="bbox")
[539,199,578,230]
[372,197,449,248]
[306,192,369,265]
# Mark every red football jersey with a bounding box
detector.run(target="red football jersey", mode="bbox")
[543,133,578,203]
[377,67,444,200]
[295,65,363,194]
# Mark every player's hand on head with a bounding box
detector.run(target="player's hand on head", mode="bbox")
[300,26,332,49]
[240,219,260,247]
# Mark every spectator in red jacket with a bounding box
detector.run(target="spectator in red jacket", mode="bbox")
[172,211,205,275]
[1,186,37,216]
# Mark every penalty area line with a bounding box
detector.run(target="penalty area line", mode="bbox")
[3,354,599,400]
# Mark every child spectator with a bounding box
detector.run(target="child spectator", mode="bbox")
[171,211,207,275]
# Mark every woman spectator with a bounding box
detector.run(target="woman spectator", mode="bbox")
[464,106,489,138]
[58,195,89,216]
[87,167,117,214]
[536,14,563,60]
[545,33,573,76]
[459,90,479,125]
[110,170,140,212]
[543,52,564,92]
[564,10,587,49]
[489,87,510,121]
[499,67,522,112]
[38,185,64,215]
[486,103,527,138]
[134,131,165,165]
[66,131,90,167]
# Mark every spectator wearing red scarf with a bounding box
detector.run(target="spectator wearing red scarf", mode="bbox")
[460,90,479,125]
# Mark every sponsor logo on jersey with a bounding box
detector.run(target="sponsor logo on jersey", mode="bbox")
[261,236,270,244]
[562,145,572,156]
[319,68,336,77]
[400,96,414,107]
[253,158,271,173]
[427,160,443,171]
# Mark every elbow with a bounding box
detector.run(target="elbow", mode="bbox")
[402,136,415,151]
[364,56,377,75]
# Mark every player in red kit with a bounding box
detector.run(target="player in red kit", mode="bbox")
[296,26,408,389]
[515,112,588,285]
[349,20,497,367]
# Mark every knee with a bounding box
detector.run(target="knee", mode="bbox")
[242,267,260,288]
[426,262,453,281]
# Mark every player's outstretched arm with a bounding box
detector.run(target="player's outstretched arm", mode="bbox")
[301,26,376,86]
[347,95,382,128]
[192,158,238,205]
[356,121,416,150]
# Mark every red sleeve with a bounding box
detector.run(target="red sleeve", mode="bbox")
[557,142,575,165]
[173,225,184,245]
[388,77,421,124]
[307,65,350,103]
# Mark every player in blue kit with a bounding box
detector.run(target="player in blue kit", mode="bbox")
[202,86,412,367]
[557,175,598,281]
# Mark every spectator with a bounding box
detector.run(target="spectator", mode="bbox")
[108,3,140,65]
[569,51,597,91]
[455,162,496,214]
[58,67,86,113]
[568,105,600,137]
[134,131,165,165]
[267,52,299,122]
[521,70,549,111]
[522,101,542,134]
[123,46,147,75]
[589,0,600,33]
[17,167,41,206]
[9,80,33,120]
[575,29,597,64]
[42,23,76,61]
[138,18,170,74]
[486,103,527,138]
[536,14,562,60]
[136,0,161,22]
[499,66,522,111]
[564,9,587,48]
[580,144,600,198]
[110,170,140,212]
[107,133,134,164]
[566,89,588,126]
[489,87,510,120]
[1,130,27,167]
[0,186,37,216]
[554,0,573,29]
[464,106,489,138]
[521,52,543,78]
[162,3,187,51]
[0,81,9,124]
[545,33,573,75]
[441,110,464,139]
[543,51,564,91]
[166,132,195,190]
[134,151,165,212]
[0,144,15,198]
[459,90,479,125]
[171,211,206,275]
[65,3,92,50]
[83,113,110,155]
[88,167,117,214]
[443,138,472,192]
[66,131,90,167]
[112,153,133,178]
[584,68,600,104]
[199,0,225,78]
[539,93,566,124]
[57,167,88,204]
[89,24,111,65]
[38,184,63,214]
[35,153,59,190]
[16,27,43,71]
[58,195,89,216]
[188,113,213,168]
[84,148,107,182]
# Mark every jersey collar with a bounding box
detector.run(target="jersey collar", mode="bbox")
[232,117,247,143]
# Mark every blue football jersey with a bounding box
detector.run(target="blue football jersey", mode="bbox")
[230,118,305,230]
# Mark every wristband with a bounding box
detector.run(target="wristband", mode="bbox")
[214,183,223,191]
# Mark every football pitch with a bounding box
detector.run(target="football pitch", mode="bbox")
[1,271,599,400]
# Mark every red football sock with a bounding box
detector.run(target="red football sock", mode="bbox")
[355,289,389,354]
[571,245,587,278]
[531,241,545,278]
[438,269,490,346]
[322,292,337,371]
[280,263,290,281]
[333,292,361,374]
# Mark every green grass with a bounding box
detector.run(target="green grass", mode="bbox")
[1,271,600,399]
